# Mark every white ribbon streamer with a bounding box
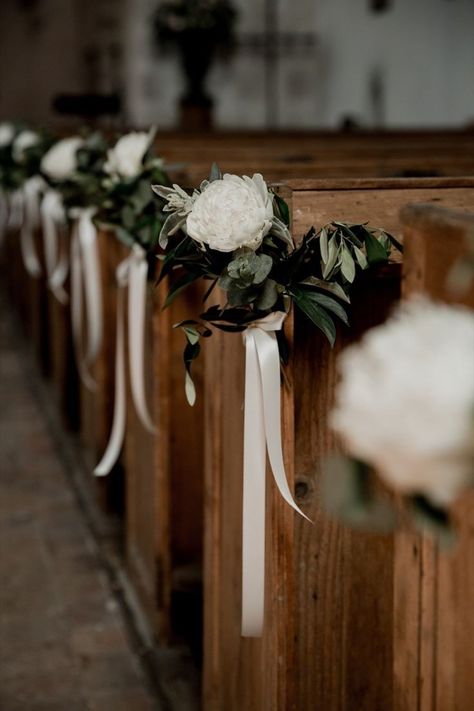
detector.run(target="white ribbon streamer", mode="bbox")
[70,208,103,391]
[242,313,310,637]
[41,190,69,304]
[7,189,24,232]
[19,177,45,278]
[0,189,8,245]
[94,244,155,476]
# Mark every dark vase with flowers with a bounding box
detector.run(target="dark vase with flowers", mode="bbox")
[153,0,237,131]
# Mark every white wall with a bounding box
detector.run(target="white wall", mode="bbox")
[0,0,473,130]
[316,0,474,129]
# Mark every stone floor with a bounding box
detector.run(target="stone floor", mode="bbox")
[0,301,161,710]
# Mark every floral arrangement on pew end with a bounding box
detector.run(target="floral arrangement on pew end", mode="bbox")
[95,128,169,252]
[152,164,402,404]
[326,298,474,544]
[0,122,52,194]
[40,131,109,213]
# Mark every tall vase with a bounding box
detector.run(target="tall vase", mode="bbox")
[178,29,216,131]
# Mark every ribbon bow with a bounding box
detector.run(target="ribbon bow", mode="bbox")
[70,207,103,391]
[242,312,310,637]
[94,244,155,476]
[41,190,69,304]
[19,176,45,278]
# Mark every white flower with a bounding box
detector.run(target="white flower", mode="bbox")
[331,299,474,505]
[104,131,150,179]
[40,136,84,181]
[186,173,274,252]
[0,122,15,147]
[12,130,40,162]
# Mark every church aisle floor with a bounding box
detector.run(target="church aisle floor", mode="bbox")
[0,301,161,711]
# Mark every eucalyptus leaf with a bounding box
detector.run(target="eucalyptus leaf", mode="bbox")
[353,245,368,269]
[320,227,329,264]
[299,277,350,303]
[255,279,279,311]
[322,236,339,279]
[340,246,356,283]
[292,288,337,346]
[185,371,196,407]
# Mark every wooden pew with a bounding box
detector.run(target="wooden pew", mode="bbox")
[396,204,474,711]
[203,178,474,711]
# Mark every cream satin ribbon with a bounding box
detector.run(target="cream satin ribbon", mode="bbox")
[7,189,24,232]
[19,177,45,278]
[70,208,103,391]
[0,189,8,245]
[242,313,310,637]
[94,244,155,476]
[41,190,69,304]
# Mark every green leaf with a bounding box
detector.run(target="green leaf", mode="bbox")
[320,227,329,264]
[292,287,348,325]
[299,277,350,303]
[292,288,337,346]
[183,326,200,345]
[340,246,356,283]
[353,245,368,269]
[364,230,390,265]
[185,371,196,406]
[164,271,199,308]
[273,193,290,227]
[209,162,222,182]
[255,279,279,311]
[322,236,340,279]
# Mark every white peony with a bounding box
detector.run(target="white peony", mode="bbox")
[12,130,40,162]
[0,122,15,147]
[186,173,274,252]
[104,131,150,179]
[40,136,84,181]
[331,299,474,505]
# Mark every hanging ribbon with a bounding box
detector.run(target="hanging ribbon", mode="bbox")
[0,189,8,245]
[242,313,310,637]
[41,190,69,304]
[70,207,103,391]
[7,189,24,232]
[19,176,45,278]
[94,244,155,476]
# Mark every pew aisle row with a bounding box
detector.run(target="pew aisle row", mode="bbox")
[2,129,474,711]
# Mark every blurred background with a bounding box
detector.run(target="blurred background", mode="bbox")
[1,0,473,132]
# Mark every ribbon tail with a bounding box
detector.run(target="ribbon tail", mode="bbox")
[78,214,102,365]
[241,331,267,637]
[0,191,7,245]
[94,286,126,476]
[128,251,155,433]
[19,188,42,278]
[42,202,69,304]
[71,227,96,391]
[254,328,310,522]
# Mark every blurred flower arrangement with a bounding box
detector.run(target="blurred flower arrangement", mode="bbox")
[327,298,474,542]
[152,165,400,403]
[96,129,169,251]
[0,122,52,194]
[41,132,109,214]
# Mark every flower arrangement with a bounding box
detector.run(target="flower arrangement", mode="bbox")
[41,132,109,214]
[96,129,169,251]
[328,298,474,541]
[152,165,401,402]
[0,123,52,194]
